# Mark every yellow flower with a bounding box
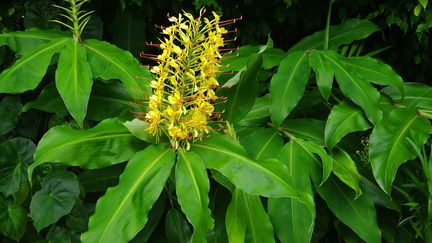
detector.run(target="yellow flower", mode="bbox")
[140,9,231,150]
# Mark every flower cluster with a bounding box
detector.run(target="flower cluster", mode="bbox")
[143,10,229,150]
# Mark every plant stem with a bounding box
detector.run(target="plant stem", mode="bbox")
[323,0,333,50]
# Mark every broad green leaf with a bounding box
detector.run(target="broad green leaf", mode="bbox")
[288,19,379,53]
[0,96,22,135]
[369,108,431,193]
[228,189,276,243]
[332,148,362,197]
[84,39,151,100]
[262,48,286,69]
[309,50,334,101]
[87,81,134,121]
[0,29,68,55]
[342,56,404,95]
[46,226,73,243]
[165,208,192,242]
[225,189,246,243]
[281,118,326,145]
[192,133,309,202]
[55,39,93,126]
[30,118,144,178]
[325,101,371,150]
[316,176,381,243]
[22,83,66,113]
[0,37,69,93]
[382,82,432,110]
[176,150,214,242]
[268,141,315,243]
[238,95,270,127]
[270,51,311,126]
[318,50,382,124]
[295,138,333,184]
[220,53,263,124]
[30,171,80,231]
[361,178,399,211]
[0,138,35,196]
[241,128,284,161]
[0,197,27,241]
[81,144,175,243]
[78,163,125,193]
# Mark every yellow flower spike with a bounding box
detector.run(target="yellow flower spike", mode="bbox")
[139,9,234,150]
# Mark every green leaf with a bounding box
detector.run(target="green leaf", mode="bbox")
[281,118,326,145]
[332,148,362,197]
[325,101,371,150]
[382,82,432,110]
[0,138,35,196]
[238,95,270,127]
[84,39,151,100]
[288,19,379,53]
[316,176,381,243]
[369,108,431,193]
[176,150,214,242]
[192,134,311,204]
[87,81,134,121]
[0,96,22,135]
[295,138,333,184]
[227,189,276,243]
[341,56,404,95]
[81,144,175,243]
[123,119,158,143]
[0,37,69,94]
[78,163,125,193]
[22,83,66,113]
[414,4,422,16]
[165,208,192,242]
[30,171,80,231]
[55,39,93,126]
[0,197,27,241]
[268,141,315,243]
[220,53,263,124]
[419,0,428,8]
[0,28,69,55]
[29,118,144,178]
[241,128,284,161]
[309,50,334,101]
[270,51,311,126]
[262,48,286,69]
[225,189,246,243]
[318,50,382,124]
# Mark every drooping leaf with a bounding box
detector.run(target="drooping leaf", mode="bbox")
[30,171,80,231]
[309,50,334,101]
[84,39,151,100]
[238,95,270,127]
[22,83,66,113]
[325,101,371,150]
[219,53,263,124]
[30,118,144,178]
[369,108,431,193]
[268,141,315,243]
[0,138,35,196]
[0,29,68,55]
[318,50,382,124]
[0,197,27,241]
[192,133,310,203]
[55,39,93,126]
[288,19,379,53]
[0,96,22,135]
[332,148,362,197]
[176,150,214,242]
[241,128,284,161]
[382,82,432,110]
[294,138,333,184]
[227,189,276,243]
[0,37,69,94]
[81,144,175,243]
[316,176,381,243]
[270,51,311,126]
